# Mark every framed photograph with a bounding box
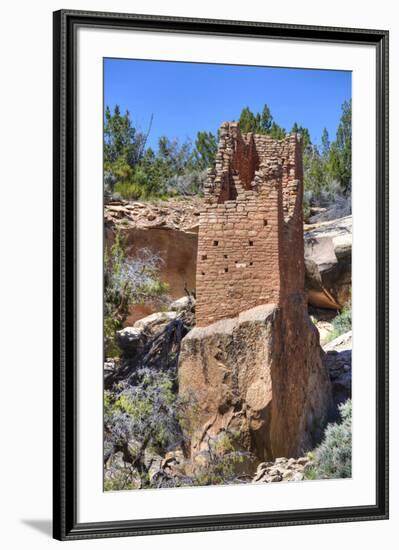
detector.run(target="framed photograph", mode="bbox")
[53,9,389,541]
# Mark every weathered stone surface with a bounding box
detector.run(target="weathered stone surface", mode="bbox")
[179,301,334,462]
[252,455,312,483]
[170,296,195,312]
[105,309,189,388]
[323,329,352,353]
[133,311,177,332]
[105,216,198,324]
[309,307,338,345]
[253,455,313,482]
[116,327,144,355]
[304,216,352,309]
[114,312,179,359]
[104,196,202,233]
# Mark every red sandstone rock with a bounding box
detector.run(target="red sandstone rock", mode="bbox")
[178,301,333,461]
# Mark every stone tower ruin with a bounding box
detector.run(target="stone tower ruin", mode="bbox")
[195,121,305,327]
[179,122,333,464]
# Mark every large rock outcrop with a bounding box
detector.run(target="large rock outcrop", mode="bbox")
[178,298,334,462]
[104,299,195,389]
[105,198,200,324]
[304,215,352,309]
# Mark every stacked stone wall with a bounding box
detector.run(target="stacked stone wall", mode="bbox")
[196,122,304,326]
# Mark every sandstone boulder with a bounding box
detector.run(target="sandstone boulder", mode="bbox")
[178,298,334,462]
[170,296,195,312]
[304,215,352,309]
[106,311,185,388]
[115,327,144,355]
[253,455,312,483]
[133,311,177,332]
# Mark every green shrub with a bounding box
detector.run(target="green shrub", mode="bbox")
[113,181,146,200]
[332,303,351,334]
[306,399,352,479]
[104,367,184,489]
[326,295,352,343]
[104,232,168,357]
[192,430,251,486]
[303,194,311,222]
[104,463,138,492]
[104,315,121,358]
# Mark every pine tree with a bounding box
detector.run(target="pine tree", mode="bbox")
[238,107,258,133]
[321,128,330,159]
[104,105,146,168]
[192,131,218,170]
[329,100,351,193]
[260,104,273,133]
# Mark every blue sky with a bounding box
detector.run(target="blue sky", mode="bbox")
[104,58,351,150]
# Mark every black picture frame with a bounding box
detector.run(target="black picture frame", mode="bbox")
[53,9,389,541]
